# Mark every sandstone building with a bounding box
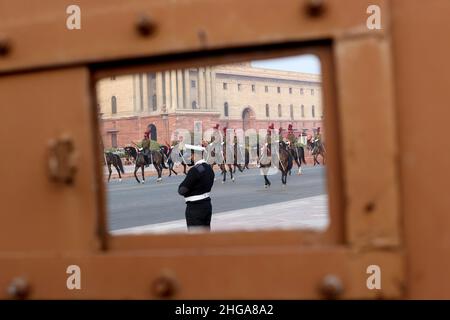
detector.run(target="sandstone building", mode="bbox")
[97,62,323,148]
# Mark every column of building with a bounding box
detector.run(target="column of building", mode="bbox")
[177,69,184,110]
[205,67,212,109]
[164,71,171,113]
[156,68,216,111]
[156,72,163,111]
[210,67,216,110]
[183,69,190,109]
[198,67,205,108]
[141,73,148,111]
[170,70,177,111]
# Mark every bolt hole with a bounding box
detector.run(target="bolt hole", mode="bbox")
[305,0,326,17]
[365,202,375,213]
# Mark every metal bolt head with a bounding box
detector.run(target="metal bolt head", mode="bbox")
[152,273,178,298]
[319,274,343,299]
[136,15,156,37]
[0,36,11,56]
[7,277,30,300]
[305,0,326,17]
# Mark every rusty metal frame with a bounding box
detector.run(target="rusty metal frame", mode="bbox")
[91,43,344,251]
[0,0,403,299]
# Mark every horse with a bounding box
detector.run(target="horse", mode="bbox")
[104,152,125,182]
[159,145,179,177]
[123,146,165,184]
[287,143,306,175]
[258,141,293,188]
[232,143,250,173]
[307,138,325,166]
[204,141,235,183]
[167,146,195,175]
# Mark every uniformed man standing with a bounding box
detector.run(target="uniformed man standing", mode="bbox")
[178,154,215,231]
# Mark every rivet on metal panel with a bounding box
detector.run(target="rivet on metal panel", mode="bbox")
[152,271,178,299]
[48,135,77,184]
[136,15,156,37]
[305,0,326,17]
[197,30,208,47]
[0,36,11,56]
[7,277,30,300]
[319,274,344,299]
[365,202,376,213]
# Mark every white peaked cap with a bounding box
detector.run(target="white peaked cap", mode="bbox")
[185,144,206,151]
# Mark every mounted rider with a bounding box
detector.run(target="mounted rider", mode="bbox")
[263,122,275,158]
[266,123,275,145]
[287,124,298,146]
[312,127,323,153]
[141,130,151,166]
[278,126,284,144]
[211,123,220,143]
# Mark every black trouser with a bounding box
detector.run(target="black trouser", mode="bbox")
[185,198,212,230]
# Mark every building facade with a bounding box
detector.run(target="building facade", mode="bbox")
[98,63,324,148]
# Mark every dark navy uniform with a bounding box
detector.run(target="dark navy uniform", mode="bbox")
[178,159,215,230]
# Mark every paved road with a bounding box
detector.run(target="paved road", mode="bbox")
[107,166,327,231]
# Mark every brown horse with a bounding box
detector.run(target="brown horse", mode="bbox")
[104,152,124,182]
[307,138,325,165]
[287,143,306,175]
[258,141,293,188]
[167,146,195,175]
[124,146,164,184]
[204,141,235,183]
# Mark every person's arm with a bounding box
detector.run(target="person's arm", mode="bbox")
[178,167,199,196]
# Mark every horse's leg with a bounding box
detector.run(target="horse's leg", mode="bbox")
[134,165,140,183]
[156,161,162,182]
[263,174,271,188]
[221,164,226,183]
[107,164,112,182]
[229,165,234,182]
[141,165,145,184]
[170,163,178,176]
[114,164,122,181]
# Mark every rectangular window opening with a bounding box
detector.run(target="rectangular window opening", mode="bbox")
[95,52,330,237]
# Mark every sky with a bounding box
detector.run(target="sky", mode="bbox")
[251,54,321,74]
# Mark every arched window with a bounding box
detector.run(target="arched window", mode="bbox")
[224,102,229,117]
[278,104,282,117]
[192,101,197,109]
[312,105,315,118]
[301,104,305,118]
[290,104,294,119]
[111,96,117,114]
[265,104,269,117]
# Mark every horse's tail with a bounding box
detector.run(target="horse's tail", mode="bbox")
[299,146,306,164]
[117,155,125,174]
